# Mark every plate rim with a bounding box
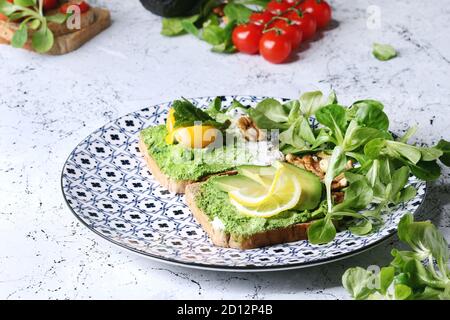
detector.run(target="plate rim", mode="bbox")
[60,95,429,272]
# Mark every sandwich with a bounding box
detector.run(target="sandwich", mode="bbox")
[139,91,449,249]
[139,98,284,193]
[0,0,110,55]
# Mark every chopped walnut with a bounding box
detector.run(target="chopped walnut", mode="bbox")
[286,153,351,190]
[332,192,345,204]
[331,174,348,191]
[237,116,266,141]
[286,153,324,179]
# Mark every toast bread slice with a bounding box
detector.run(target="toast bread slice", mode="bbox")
[138,136,196,194]
[138,135,237,194]
[0,7,110,55]
[185,182,312,249]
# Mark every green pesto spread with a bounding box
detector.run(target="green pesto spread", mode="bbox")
[140,125,244,181]
[196,177,326,239]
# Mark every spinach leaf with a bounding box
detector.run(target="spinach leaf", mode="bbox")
[353,102,389,130]
[343,125,389,151]
[343,214,450,300]
[161,15,200,36]
[373,43,397,61]
[202,24,226,45]
[406,160,441,181]
[299,90,337,117]
[435,139,450,166]
[419,147,443,161]
[223,3,252,23]
[323,146,347,212]
[342,267,375,300]
[254,98,289,123]
[333,178,373,212]
[11,23,28,48]
[315,104,347,145]
[307,217,336,245]
[211,20,237,53]
[398,126,418,143]
[348,219,373,236]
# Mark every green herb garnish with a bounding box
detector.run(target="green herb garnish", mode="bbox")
[171,99,230,130]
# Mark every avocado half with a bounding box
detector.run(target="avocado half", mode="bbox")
[139,0,204,17]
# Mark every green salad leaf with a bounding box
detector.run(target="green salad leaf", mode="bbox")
[343,214,450,300]
[242,91,449,244]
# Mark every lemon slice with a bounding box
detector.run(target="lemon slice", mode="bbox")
[229,167,302,218]
[228,167,282,206]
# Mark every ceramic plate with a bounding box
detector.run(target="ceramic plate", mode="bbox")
[61,96,427,271]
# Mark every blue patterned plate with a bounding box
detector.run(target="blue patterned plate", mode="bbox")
[61,96,427,271]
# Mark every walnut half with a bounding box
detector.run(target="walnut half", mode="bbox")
[237,116,266,142]
[286,153,352,191]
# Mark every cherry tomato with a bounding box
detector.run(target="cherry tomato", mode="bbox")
[266,0,291,15]
[283,10,317,40]
[299,0,332,29]
[60,1,91,14]
[42,0,59,11]
[259,30,292,64]
[283,0,298,5]
[272,19,302,49]
[232,23,263,55]
[249,11,274,26]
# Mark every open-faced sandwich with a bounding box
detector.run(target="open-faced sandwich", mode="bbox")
[139,91,450,249]
[0,0,110,54]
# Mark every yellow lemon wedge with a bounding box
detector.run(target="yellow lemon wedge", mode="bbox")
[169,125,220,149]
[229,166,302,218]
[166,108,176,132]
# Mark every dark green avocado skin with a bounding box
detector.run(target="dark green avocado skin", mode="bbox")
[139,0,203,17]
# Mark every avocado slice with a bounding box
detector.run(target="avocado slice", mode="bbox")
[213,175,263,193]
[237,165,277,186]
[284,162,322,211]
[139,0,203,17]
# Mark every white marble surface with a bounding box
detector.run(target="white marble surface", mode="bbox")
[1,0,449,300]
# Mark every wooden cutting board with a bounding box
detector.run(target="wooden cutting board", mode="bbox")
[0,7,111,55]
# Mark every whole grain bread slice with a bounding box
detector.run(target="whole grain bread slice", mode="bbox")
[138,135,236,194]
[184,182,312,250]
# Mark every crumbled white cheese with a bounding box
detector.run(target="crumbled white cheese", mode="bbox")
[211,217,225,231]
[225,112,285,166]
[245,140,285,166]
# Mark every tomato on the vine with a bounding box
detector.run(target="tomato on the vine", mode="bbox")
[249,11,274,26]
[271,19,303,49]
[232,23,263,54]
[283,10,317,40]
[259,30,292,64]
[266,0,291,15]
[299,0,332,29]
[282,0,298,4]
[60,1,91,14]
